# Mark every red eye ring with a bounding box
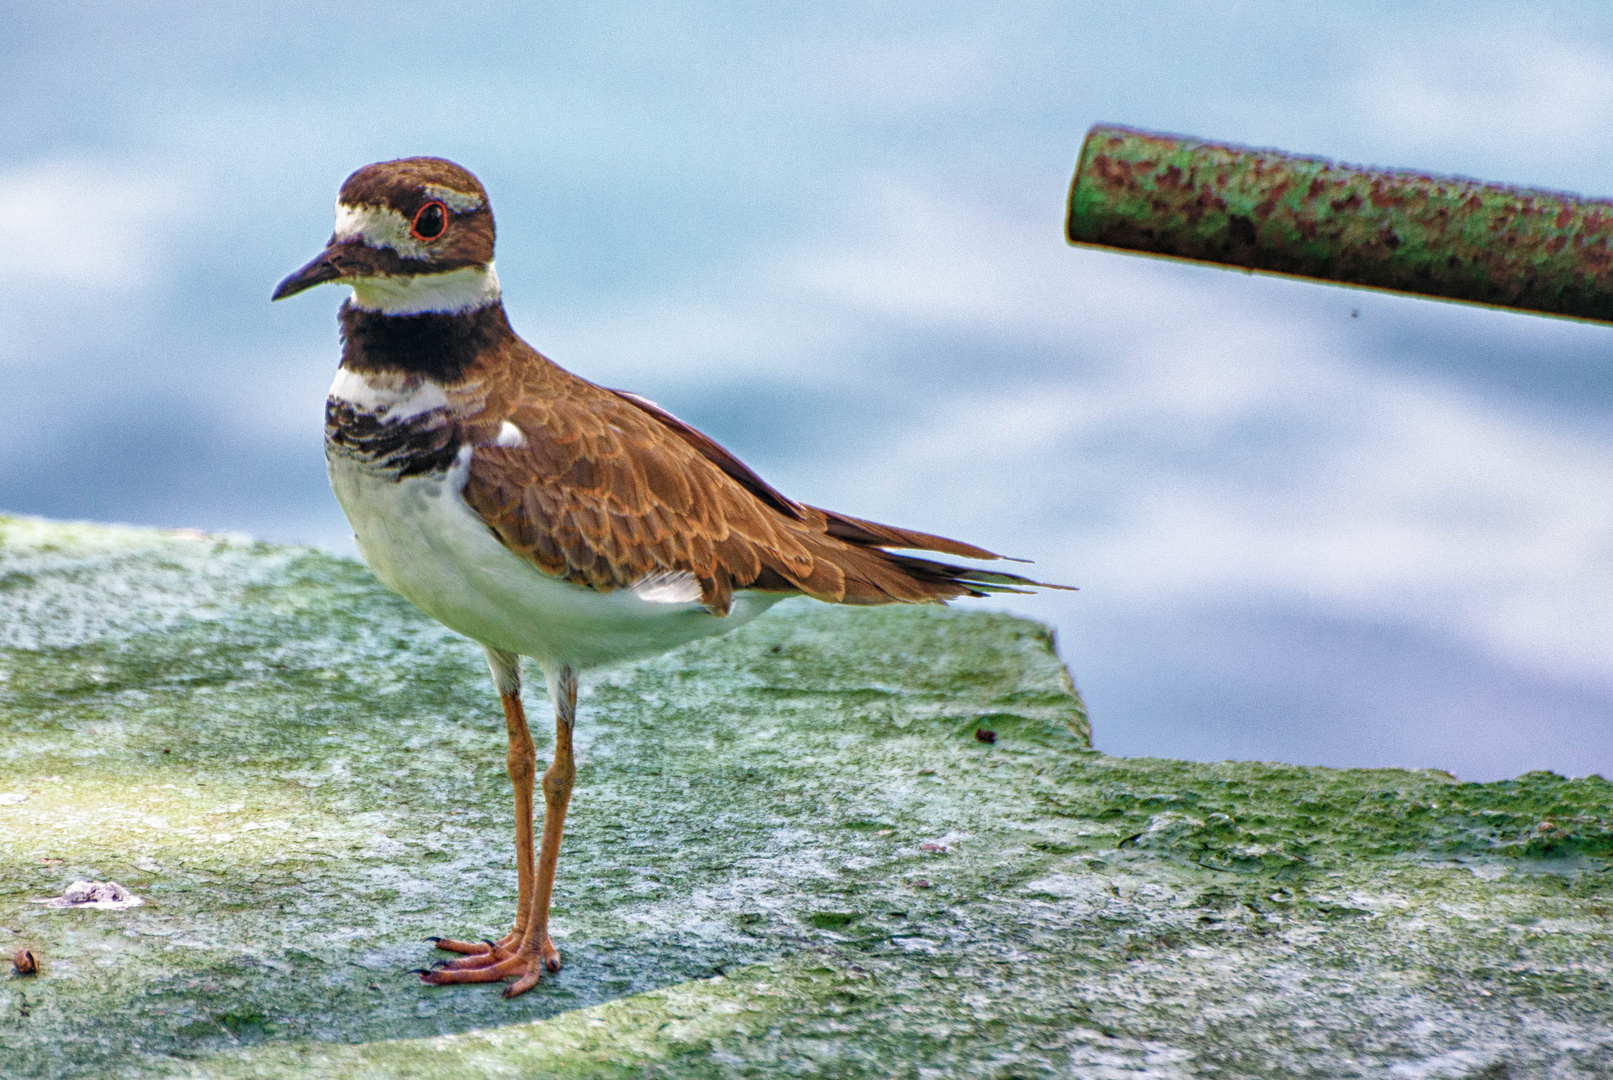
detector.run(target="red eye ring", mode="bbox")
[411,200,449,242]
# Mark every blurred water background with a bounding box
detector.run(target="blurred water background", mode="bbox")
[4,2,1611,780]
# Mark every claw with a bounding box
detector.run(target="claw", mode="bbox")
[406,968,432,976]
[504,967,545,997]
[424,936,443,944]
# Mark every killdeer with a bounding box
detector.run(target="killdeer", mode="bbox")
[273,157,1067,998]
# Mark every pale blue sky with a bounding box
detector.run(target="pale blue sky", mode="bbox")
[4,2,1612,779]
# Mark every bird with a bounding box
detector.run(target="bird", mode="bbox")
[273,157,1068,998]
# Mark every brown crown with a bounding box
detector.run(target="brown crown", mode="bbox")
[338,157,496,267]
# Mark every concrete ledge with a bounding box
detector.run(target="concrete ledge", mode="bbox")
[1,516,1609,1078]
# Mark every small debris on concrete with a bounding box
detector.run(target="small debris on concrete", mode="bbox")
[34,880,144,910]
[920,843,947,854]
[974,728,997,744]
[0,793,27,805]
[13,948,38,975]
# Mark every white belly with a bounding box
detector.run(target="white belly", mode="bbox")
[326,448,784,670]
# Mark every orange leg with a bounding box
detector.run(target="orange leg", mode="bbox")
[428,675,535,959]
[423,662,577,998]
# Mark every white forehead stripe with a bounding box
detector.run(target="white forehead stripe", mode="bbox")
[347,262,501,316]
[422,184,484,213]
[334,202,435,260]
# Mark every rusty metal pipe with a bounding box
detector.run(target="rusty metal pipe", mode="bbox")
[1067,124,1613,325]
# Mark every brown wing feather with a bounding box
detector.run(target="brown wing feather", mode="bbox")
[460,344,1068,613]
[605,389,805,520]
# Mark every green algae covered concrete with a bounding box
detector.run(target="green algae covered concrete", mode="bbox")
[0,516,1610,1078]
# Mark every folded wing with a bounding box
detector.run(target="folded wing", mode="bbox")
[460,360,1067,616]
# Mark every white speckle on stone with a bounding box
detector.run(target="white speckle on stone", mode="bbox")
[35,879,144,909]
[1387,1049,1505,1078]
[0,793,27,805]
[1021,873,1102,900]
[0,515,272,650]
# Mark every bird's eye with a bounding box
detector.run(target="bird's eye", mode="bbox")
[411,201,448,242]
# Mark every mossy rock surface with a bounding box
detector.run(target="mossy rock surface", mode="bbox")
[0,515,1610,1078]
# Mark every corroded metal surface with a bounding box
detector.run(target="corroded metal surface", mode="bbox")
[1067,124,1613,323]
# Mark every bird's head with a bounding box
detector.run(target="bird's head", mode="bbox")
[273,157,499,315]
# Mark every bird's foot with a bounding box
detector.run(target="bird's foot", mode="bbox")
[418,932,560,998]
[427,929,521,957]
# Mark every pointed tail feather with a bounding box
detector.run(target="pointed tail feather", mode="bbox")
[809,505,1010,561]
[880,551,1075,599]
[778,528,1074,605]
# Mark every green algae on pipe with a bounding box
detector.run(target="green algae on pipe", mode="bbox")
[1067,124,1613,324]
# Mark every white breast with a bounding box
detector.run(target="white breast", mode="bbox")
[325,445,784,671]
[328,367,453,421]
